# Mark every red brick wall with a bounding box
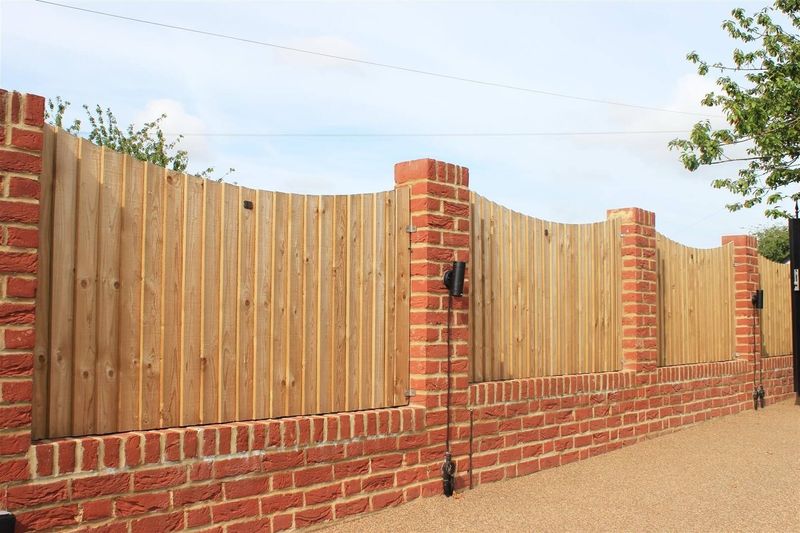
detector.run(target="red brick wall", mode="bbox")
[607,208,657,375]
[0,90,795,532]
[395,159,471,490]
[1,90,43,522]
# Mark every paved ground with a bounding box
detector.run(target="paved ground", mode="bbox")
[321,399,800,532]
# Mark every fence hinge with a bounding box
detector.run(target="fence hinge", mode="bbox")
[404,388,416,398]
[406,225,417,233]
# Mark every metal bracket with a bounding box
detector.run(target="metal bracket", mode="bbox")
[404,389,417,398]
[406,225,417,233]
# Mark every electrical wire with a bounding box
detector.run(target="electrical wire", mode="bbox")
[445,294,453,453]
[34,0,719,118]
[752,308,758,390]
[76,130,689,138]
[758,308,764,386]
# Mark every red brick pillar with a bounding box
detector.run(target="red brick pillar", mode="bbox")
[0,91,44,490]
[607,208,658,378]
[394,159,471,488]
[721,235,760,364]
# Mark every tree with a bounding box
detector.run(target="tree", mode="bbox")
[45,97,233,180]
[752,224,790,261]
[669,1,800,218]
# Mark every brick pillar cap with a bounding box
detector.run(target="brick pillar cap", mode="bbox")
[395,159,437,184]
[606,207,655,226]
[394,158,470,187]
[721,234,757,247]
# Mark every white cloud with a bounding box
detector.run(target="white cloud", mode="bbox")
[134,99,211,162]
[595,73,726,166]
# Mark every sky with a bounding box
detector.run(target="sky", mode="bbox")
[0,0,786,247]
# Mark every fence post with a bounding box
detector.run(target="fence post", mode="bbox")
[394,159,471,489]
[721,235,761,364]
[607,208,658,378]
[0,90,44,485]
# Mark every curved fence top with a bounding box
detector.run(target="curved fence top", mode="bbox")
[470,191,612,229]
[655,231,734,253]
[34,128,411,439]
[757,255,792,357]
[655,232,736,366]
[469,192,622,381]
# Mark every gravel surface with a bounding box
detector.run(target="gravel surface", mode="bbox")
[321,399,800,532]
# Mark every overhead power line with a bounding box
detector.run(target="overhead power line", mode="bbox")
[35,0,718,118]
[77,130,688,138]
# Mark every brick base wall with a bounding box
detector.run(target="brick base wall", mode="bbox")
[466,359,794,487]
[7,406,434,531]
[4,358,792,531]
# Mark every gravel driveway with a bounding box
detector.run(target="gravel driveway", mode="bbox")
[321,399,800,532]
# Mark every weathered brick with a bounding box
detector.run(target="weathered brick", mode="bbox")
[372,489,404,510]
[125,434,142,467]
[0,149,41,174]
[133,466,185,491]
[211,498,259,523]
[0,430,31,456]
[6,276,36,298]
[7,481,67,508]
[10,129,43,151]
[8,177,40,200]
[0,302,35,324]
[72,473,130,499]
[0,200,39,224]
[335,497,369,518]
[24,94,45,126]
[131,511,184,533]
[173,482,222,506]
[262,450,304,471]
[223,475,269,499]
[0,405,32,428]
[82,499,113,522]
[295,505,333,528]
[115,493,171,517]
[15,504,78,531]
[186,507,212,528]
[262,492,303,514]
[305,483,341,505]
[1,380,33,402]
[4,327,35,349]
[294,465,333,487]
[213,456,259,478]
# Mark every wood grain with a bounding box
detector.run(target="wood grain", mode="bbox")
[657,234,735,366]
[33,130,411,437]
[469,192,622,381]
[758,255,792,357]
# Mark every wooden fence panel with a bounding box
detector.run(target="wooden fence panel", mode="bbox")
[95,148,123,435]
[141,163,165,430]
[469,193,622,382]
[201,180,222,423]
[656,234,736,366]
[117,156,145,432]
[31,126,55,440]
[182,175,204,425]
[758,255,792,357]
[34,129,411,439]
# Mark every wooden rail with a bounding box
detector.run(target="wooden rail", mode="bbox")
[469,193,622,381]
[33,127,410,439]
[757,255,792,358]
[656,234,735,366]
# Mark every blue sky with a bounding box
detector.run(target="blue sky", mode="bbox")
[1,0,780,247]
